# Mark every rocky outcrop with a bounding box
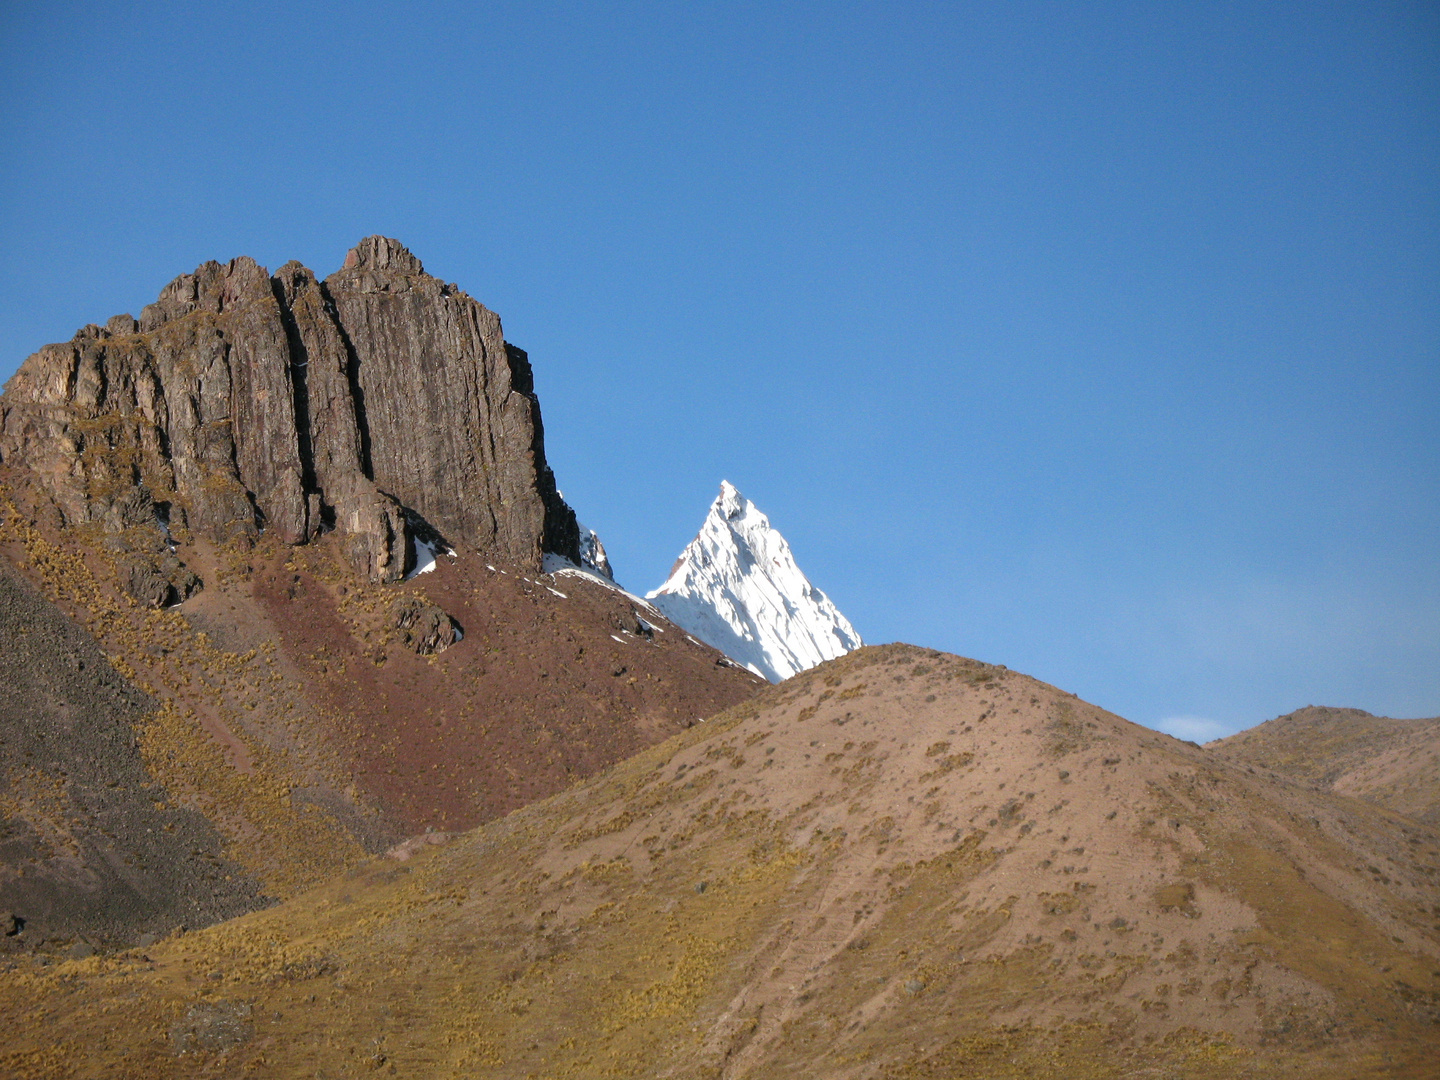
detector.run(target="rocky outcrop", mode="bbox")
[0,238,579,582]
[391,595,460,655]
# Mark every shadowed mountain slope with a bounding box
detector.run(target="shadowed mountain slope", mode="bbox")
[0,559,265,955]
[4,645,1435,1078]
[1211,706,1440,825]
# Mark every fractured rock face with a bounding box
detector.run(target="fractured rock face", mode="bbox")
[0,238,579,583]
[391,595,460,655]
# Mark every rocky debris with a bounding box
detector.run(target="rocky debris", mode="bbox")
[392,595,459,654]
[119,550,201,608]
[102,523,204,607]
[169,1001,253,1056]
[0,237,581,584]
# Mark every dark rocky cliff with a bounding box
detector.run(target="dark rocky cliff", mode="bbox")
[0,237,579,585]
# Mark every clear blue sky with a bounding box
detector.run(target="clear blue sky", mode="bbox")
[3,2,1436,738]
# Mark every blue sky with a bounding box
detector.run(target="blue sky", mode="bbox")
[2,2,1436,738]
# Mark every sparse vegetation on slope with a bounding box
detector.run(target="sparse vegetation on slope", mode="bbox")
[2,645,1435,1078]
[0,476,762,951]
[1212,706,1440,824]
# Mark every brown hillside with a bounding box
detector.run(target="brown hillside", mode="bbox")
[0,485,762,953]
[0,559,265,954]
[0,235,765,954]
[4,645,1435,1078]
[1211,706,1440,825]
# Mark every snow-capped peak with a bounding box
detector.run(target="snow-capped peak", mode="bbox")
[645,481,861,682]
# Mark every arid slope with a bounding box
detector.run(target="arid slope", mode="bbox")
[1211,706,1440,824]
[0,491,762,953]
[2,645,1435,1078]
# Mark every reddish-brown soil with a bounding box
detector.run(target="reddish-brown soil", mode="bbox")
[241,534,767,833]
[0,477,763,940]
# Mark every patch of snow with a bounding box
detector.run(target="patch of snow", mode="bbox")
[547,587,568,599]
[406,537,439,580]
[645,480,862,683]
[154,510,177,553]
[542,552,662,616]
[610,634,628,644]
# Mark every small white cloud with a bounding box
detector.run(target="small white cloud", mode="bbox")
[1149,715,1234,744]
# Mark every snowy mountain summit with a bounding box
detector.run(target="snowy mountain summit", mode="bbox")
[645,481,861,682]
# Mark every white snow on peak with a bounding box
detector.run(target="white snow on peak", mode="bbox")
[645,481,861,682]
[577,520,614,581]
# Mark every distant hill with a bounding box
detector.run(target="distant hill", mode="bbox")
[1210,706,1440,824]
[5,645,1435,1078]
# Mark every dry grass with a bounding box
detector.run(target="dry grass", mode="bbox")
[0,645,1435,1077]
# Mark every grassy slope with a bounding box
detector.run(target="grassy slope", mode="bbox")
[1,646,1437,1078]
[0,482,761,944]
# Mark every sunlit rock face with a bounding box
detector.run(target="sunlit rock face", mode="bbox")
[0,236,579,585]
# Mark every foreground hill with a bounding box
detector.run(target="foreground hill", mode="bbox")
[3,645,1435,1078]
[1211,706,1440,825]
